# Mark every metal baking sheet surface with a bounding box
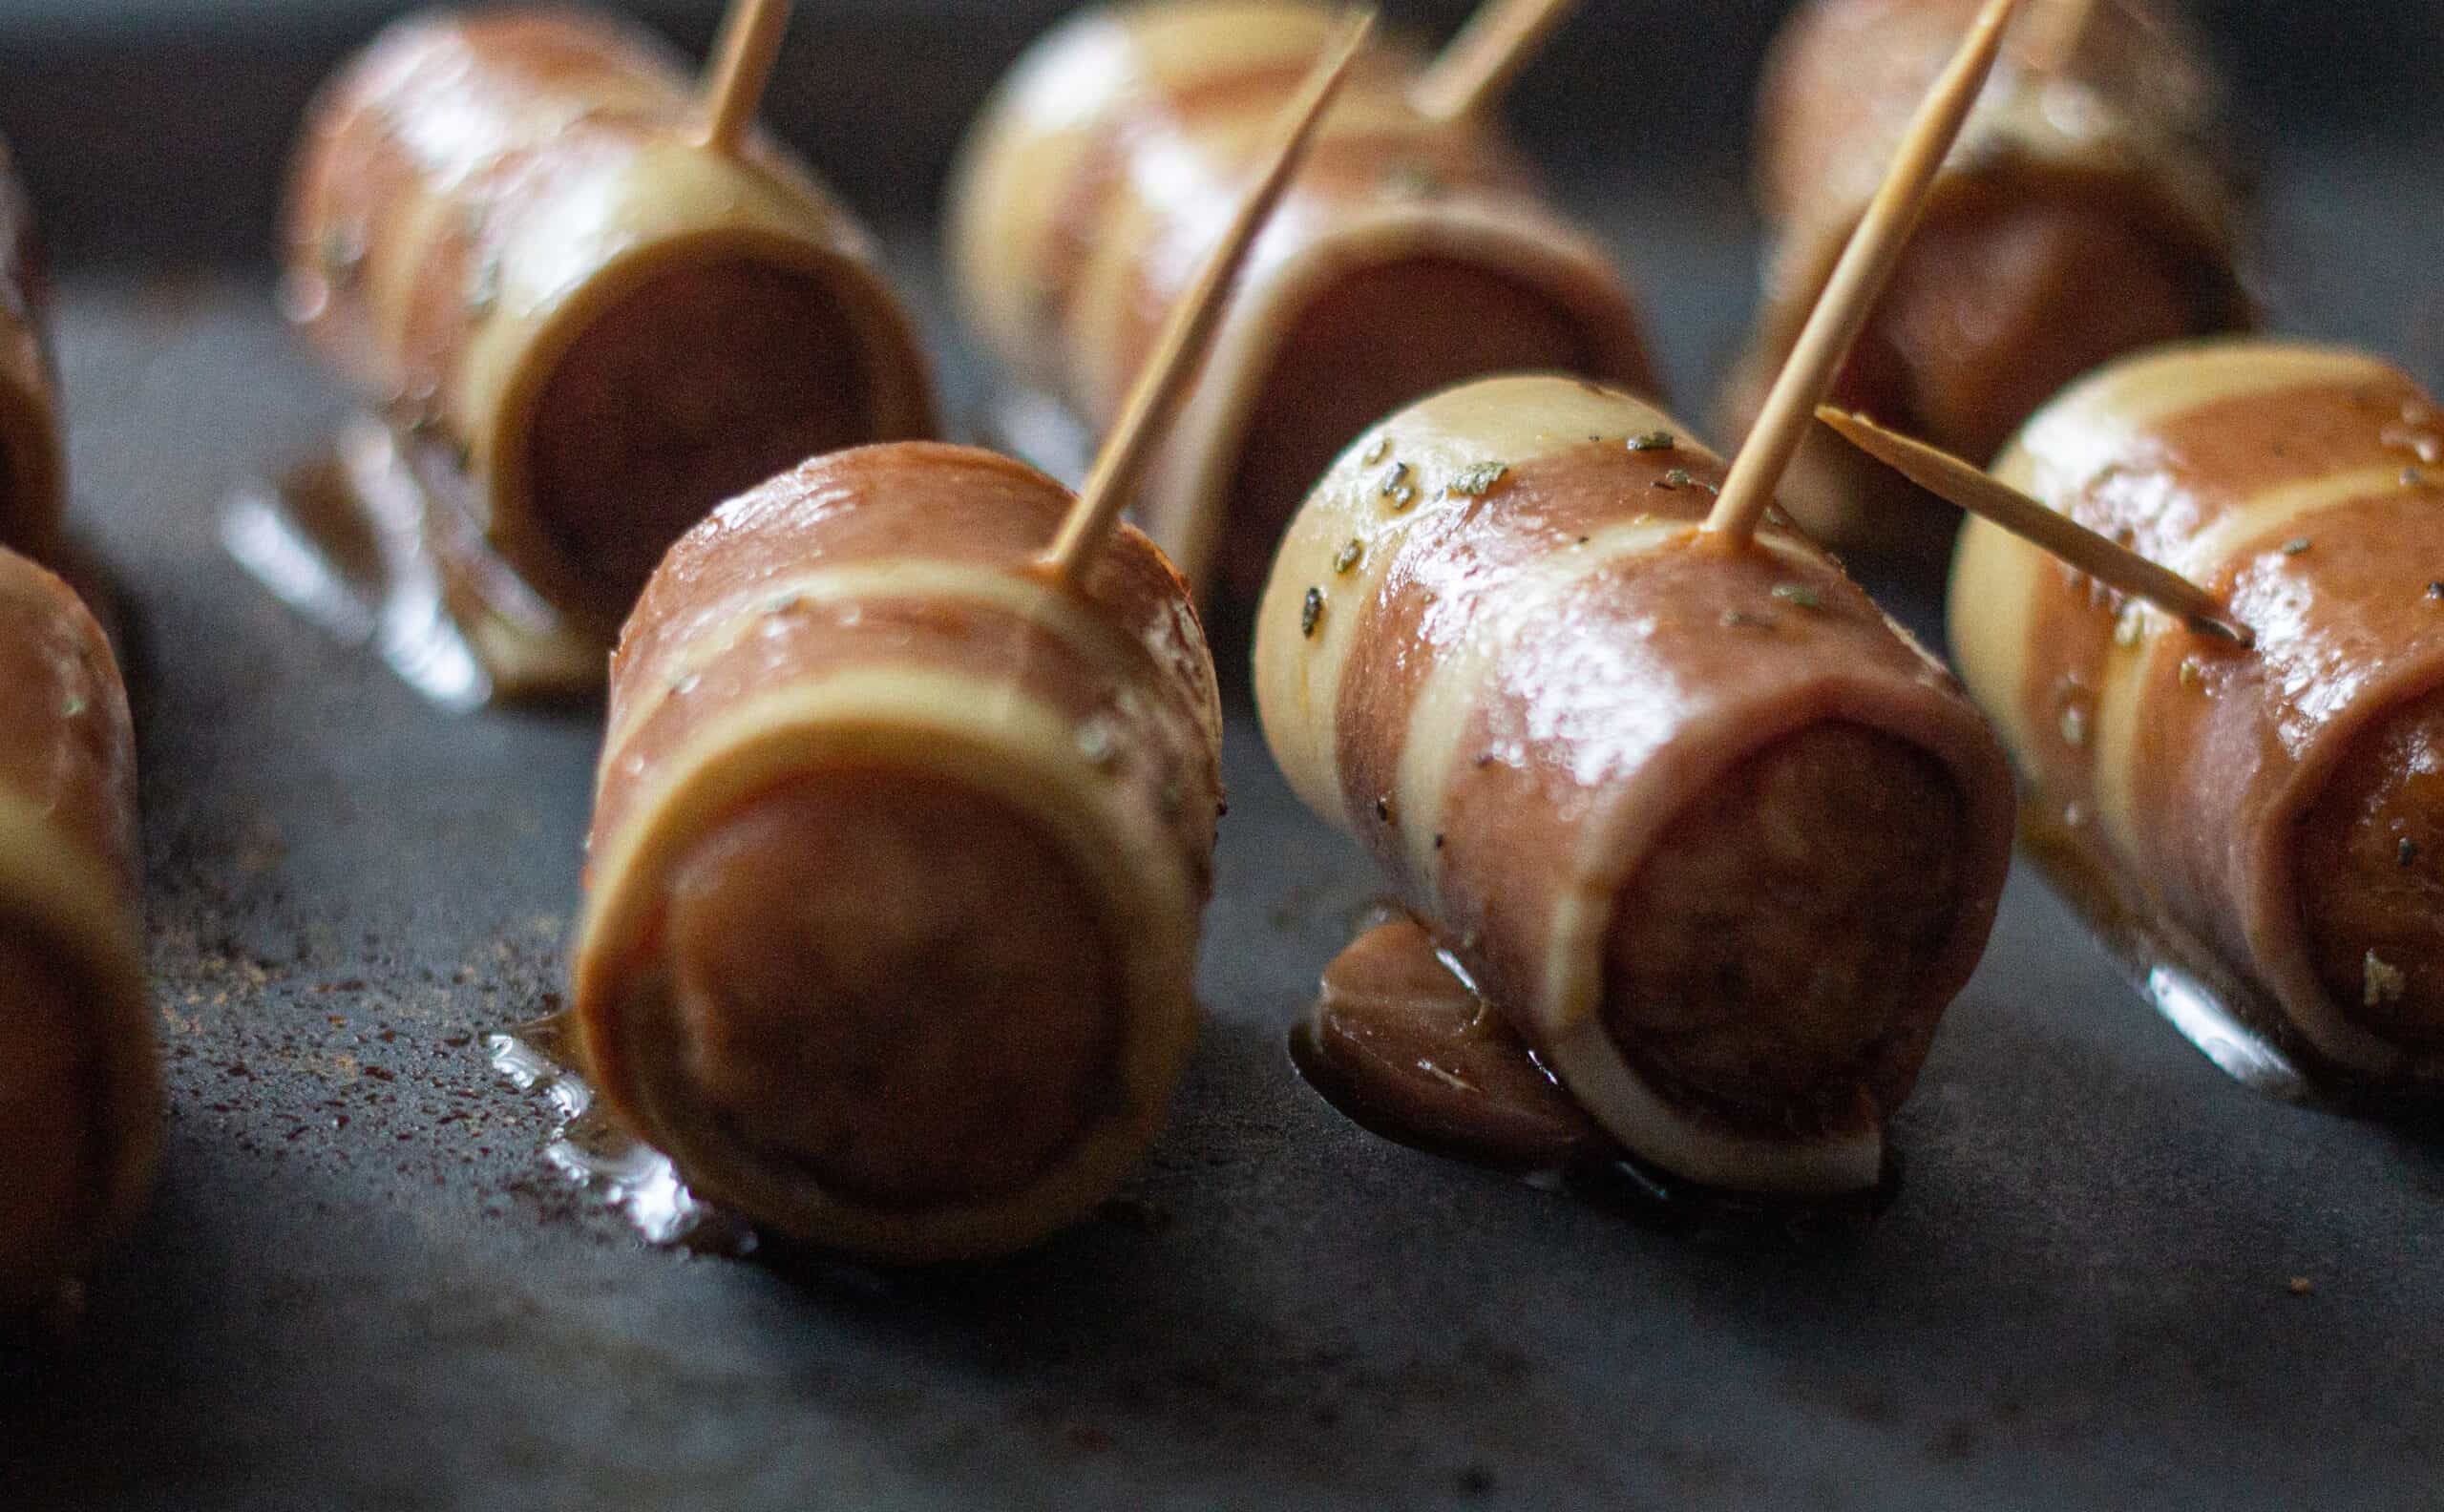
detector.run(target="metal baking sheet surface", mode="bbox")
[2,128,2439,1512]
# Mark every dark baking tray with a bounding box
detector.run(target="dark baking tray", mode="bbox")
[4,4,2441,1508]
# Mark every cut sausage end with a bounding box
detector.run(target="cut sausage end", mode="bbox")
[1601,722,1967,1140]
[2299,686,2444,1046]
[663,768,1127,1212]
[526,257,881,624]
[1220,257,1598,606]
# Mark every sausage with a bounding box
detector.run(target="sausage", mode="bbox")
[0,548,153,1312]
[0,137,64,561]
[1717,0,2251,562]
[946,0,1656,605]
[1254,376,2014,1193]
[282,8,937,649]
[1952,338,2444,1090]
[569,443,1221,1260]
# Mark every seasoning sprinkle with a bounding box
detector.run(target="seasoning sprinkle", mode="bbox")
[59,693,86,719]
[1449,460,1509,497]
[2179,658,2203,689]
[1433,832,1446,850]
[1360,435,1389,466]
[2059,704,2088,747]
[2113,608,2145,647]
[1378,461,1410,497]
[1627,430,1675,452]
[1300,586,1324,639]
[2287,1276,2316,1297]
[1333,538,1363,575]
[1654,468,1694,491]
[2363,950,2408,1007]
[1770,583,1822,610]
[1374,795,1393,823]
[2280,537,2311,556]
[2400,837,2420,869]
[2428,582,2444,601]
[1720,608,1775,629]
[1078,720,1120,769]
[2406,467,2430,488]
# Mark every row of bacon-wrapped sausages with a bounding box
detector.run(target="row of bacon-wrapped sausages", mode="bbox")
[10,0,2444,1291]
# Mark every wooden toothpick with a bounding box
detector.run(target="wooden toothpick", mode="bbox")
[698,0,793,156]
[1701,0,2025,551]
[2022,0,2103,74]
[1409,0,1582,123]
[1040,10,1376,584]
[1817,407,2253,647]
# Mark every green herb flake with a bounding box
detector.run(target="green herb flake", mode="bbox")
[2059,704,2088,747]
[2400,837,2421,869]
[1300,586,1325,638]
[1378,461,1416,511]
[1770,583,1822,610]
[1374,794,1393,823]
[1627,430,1675,453]
[1449,461,1509,497]
[1359,436,1389,467]
[2179,658,2203,689]
[2428,581,2444,601]
[1332,538,1363,575]
[1654,468,1694,492]
[2281,537,2312,556]
[59,693,87,719]
[1720,608,1774,629]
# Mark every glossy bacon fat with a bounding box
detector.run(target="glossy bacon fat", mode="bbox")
[1256,376,2014,1193]
[1954,339,2444,1088]
[283,8,936,639]
[946,0,1655,605]
[571,444,1221,1260]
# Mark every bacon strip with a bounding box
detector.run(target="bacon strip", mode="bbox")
[0,548,152,1310]
[570,443,1221,1260]
[283,8,936,643]
[0,140,64,560]
[1255,376,2013,1192]
[1718,0,2251,560]
[1952,339,2444,1088]
[946,0,1655,603]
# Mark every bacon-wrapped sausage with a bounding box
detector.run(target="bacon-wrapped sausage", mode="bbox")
[0,138,64,562]
[281,8,936,672]
[0,548,152,1311]
[1953,339,2444,1092]
[945,0,1655,606]
[569,444,1221,1260]
[1255,376,2013,1192]
[1719,0,2251,561]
